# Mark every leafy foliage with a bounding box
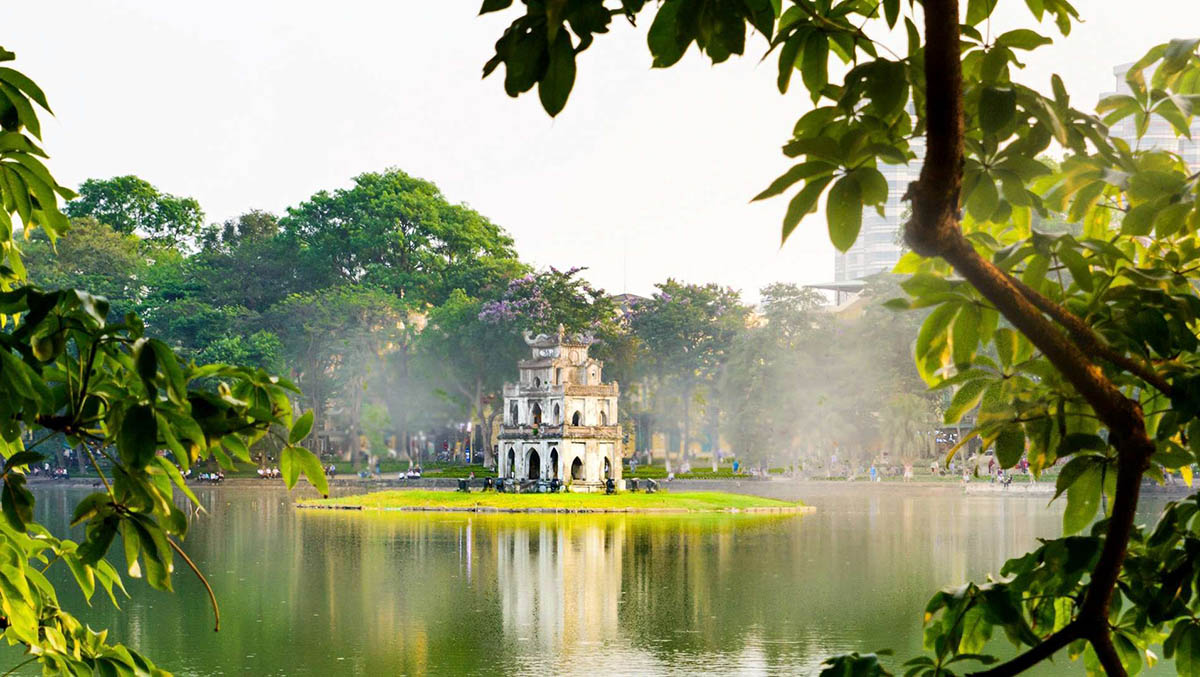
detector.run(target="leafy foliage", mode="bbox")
[65,175,204,248]
[477,0,1200,674]
[0,49,325,675]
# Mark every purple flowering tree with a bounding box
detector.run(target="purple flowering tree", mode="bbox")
[479,266,617,335]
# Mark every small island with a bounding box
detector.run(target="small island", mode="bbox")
[298,490,809,514]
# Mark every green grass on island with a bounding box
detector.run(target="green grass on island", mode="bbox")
[299,489,805,513]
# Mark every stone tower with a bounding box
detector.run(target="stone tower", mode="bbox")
[498,325,622,492]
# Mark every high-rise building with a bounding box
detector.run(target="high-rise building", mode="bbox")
[1106,64,1200,170]
[833,137,925,282]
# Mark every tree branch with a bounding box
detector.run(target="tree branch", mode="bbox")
[1007,276,1175,398]
[167,536,220,632]
[909,2,1153,675]
[968,621,1081,677]
[1089,627,1126,677]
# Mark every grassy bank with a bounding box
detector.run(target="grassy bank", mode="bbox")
[299,489,805,513]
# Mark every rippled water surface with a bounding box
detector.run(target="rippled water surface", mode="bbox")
[11,483,1165,675]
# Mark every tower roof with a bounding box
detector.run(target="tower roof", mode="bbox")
[522,324,596,349]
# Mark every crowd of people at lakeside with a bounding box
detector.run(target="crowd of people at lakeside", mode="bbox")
[28,464,70,480]
[805,452,1042,485]
[182,469,225,483]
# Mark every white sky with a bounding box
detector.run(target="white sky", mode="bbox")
[1,2,1197,301]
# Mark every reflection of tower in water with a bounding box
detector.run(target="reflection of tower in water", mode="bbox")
[497,519,625,653]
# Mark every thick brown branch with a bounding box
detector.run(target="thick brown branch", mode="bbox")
[1089,625,1126,677]
[968,621,1081,677]
[1008,276,1175,398]
[910,2,1153,676]
[941,225,1144,437]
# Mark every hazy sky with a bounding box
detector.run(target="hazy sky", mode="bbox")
[2,2,1197,300]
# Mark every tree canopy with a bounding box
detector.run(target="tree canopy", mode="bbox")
[65,175,204,247]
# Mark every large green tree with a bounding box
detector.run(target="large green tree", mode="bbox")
[630,280,748,467]
[478,1,1200,675]
[64,175,203,247]
[418,289,524,467]
[266,285,407,467]
[280,169,520,304]
[25,217,145,319]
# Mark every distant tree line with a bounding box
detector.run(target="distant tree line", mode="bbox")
[34,172,939,471]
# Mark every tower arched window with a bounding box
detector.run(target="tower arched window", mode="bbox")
[509,401,519,425]
[553,403,561,424]
[600,410,608,426]
[531,403,543,426]
[571,410,582,426]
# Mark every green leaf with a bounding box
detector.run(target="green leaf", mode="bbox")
[995,29,1052,50]
[994,328,1018,367]
[1178,622,1200,677]
[952,303,980,369]
[222,434,251,463]
[979,86,1017,135]
[0,81,40,139]
[149,339,186,404]
[78,516,118,566]
[118,405,158,469]
[479,0,513,14]
[1057,246,1093,292]
[781,175,833,242]
[754,161,835,201]
[800,33,829,101]
[945,379,987,424]
[1,472,33,530]
[966,0,997,25]
[995,426,1025,468]
[647,0,687,68]
[0,67,50,112]
[290,410,315,445]
[851,166,888,206]
[1131,308,1171,356]
[1062,461,1103,535]
[776,34,801,94]
[280,445,301,489]
[865,60,908,117]
[293,446,329,497]
[883,0,900,27]
[65,553,95,602]
[134,338,158,394]
[917,303,959,361]
[538,30,576,117]
[3,451,42,472]
[1163,38,1200,74]
[1154,202,1191,238]
[1121,203,1156,236]
[967,171,1000,221]
[826,174,863,252]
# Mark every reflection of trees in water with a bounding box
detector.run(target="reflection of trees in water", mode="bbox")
[21,488,1083,676]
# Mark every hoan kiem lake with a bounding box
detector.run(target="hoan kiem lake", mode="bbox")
[8,482,1171,676]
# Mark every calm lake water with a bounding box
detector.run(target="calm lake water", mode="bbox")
[9,483,1169,675]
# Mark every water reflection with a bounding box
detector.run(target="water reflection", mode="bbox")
[9,486,1145,676]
